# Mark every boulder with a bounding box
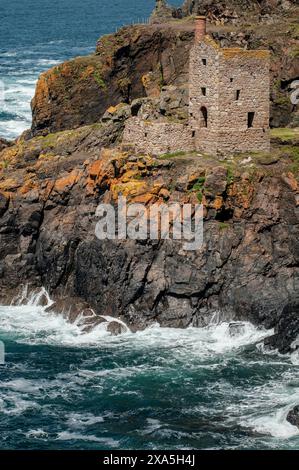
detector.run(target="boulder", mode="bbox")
[81,316,107,333]
[101,103,131,123]
[45,297,93,323]
[204,167,228,198]
[287,406,299,428]
[107,321,127,336]
[263,304,299,354]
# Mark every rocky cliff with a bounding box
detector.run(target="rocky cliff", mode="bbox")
[181,0,299,18]
[1,119,299,351]
[31,5,299,136]
[0,2,299,353]
[31,24,192,136]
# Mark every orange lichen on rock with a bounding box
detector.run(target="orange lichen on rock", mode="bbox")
[54,170,82,194]
[111,181,148,200]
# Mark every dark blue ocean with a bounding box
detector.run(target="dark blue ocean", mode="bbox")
[1,0,299,451]
[0,0,181,139]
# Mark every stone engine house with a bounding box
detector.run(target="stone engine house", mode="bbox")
[123,16,270,155]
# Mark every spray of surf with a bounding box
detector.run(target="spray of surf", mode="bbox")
[0,286,129,346]
[1,287,299,440]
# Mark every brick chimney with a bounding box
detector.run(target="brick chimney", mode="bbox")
[195,16,207,42]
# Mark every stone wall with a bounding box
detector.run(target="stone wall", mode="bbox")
[189,36,270,154]
[189,37,220,154]
[122,32,270,156]
[123,117,195,155]
[217,49,270,153]
[216,129,270,153]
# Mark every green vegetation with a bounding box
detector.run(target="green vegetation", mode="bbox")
[227,167,234,185]
[117,77,131,94]
[283,145,299,173]
[158,62,164,90]
[291,23,299,39]
[159,150,188,159]
[290,47,299,59]
[94,71,107,90]
[196,192,203,203]
[275,94,291,107]
[0,159,9,170]
[159,150,199,160]
[270,128,299,143]
[219,222,229,231]
[191,176,206,203]
[192,176,206,192]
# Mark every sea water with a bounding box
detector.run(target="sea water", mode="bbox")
[0,288,299,449]
[0,0,181,140]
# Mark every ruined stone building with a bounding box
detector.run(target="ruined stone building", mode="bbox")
[123,16,270,155]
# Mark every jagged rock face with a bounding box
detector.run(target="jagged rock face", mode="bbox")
[0,138,12,152]
[31,9,299,135]
[150,0,176,24]
[181,0,297,18]
[31,25,192,136]
[264,304,299,353]
[1,132,299,350]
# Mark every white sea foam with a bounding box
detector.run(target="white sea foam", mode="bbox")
[0,378,43,393]
[66,412,105,429]
[0,287,130,346]
[36,59,61,66]
[246,405,299,439]
[0,120,30,139]
[1,51,18,57]
[0,287,273,352]
[0,287,298,443]
[0,53,61,140]
[56,431,119,446]
[4,84,35,97]
[0,393,39,416]
[25,429,49,439]
[16,79,37,85]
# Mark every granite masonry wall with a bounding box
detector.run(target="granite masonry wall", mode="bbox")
[189,34,270,154]
[189,37,220,155]
[123,117,195,155]
[122,18,270,156]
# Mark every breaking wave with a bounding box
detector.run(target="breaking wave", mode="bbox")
[1,287,129,346]
[0,288,298,449]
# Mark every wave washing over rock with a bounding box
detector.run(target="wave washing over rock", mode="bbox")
[0,289,299,449]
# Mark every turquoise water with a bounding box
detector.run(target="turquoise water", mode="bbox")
[0,290,299,450]
[0,0,182,139]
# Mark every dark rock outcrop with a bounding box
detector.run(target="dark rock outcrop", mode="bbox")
[107,321,127,336]
[150,0,176,24]
[264,303,299,354]
[287,406,299,428]
[1,134,299,349]
[0,138,12,152]
[30,8,299,135]
[31,24,193,136]
[181,0,298,20]
[45,297,93,322]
